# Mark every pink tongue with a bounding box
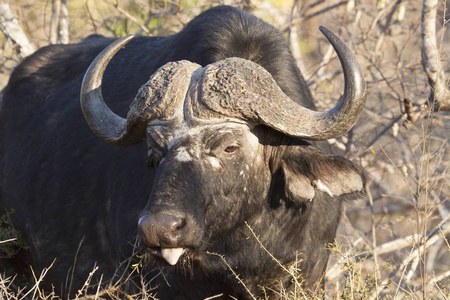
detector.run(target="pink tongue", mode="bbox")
[161,248,184,265]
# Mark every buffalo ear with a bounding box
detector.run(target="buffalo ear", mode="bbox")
[281,160,316,201]
[280,150,365,203]
[312,156,365,199]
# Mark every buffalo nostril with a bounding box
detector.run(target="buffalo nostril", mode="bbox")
[138,213,185,248]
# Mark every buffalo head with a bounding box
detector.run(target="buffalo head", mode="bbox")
[79,27,366,293]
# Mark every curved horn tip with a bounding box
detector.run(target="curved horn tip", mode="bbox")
[121,34,135,43]
[109,34,136,50]
[318,25,332,35]
[318,26,345,48]
[81,34,136,93]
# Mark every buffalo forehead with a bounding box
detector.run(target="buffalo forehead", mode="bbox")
[140,58,265,162]
[148,123,259,159]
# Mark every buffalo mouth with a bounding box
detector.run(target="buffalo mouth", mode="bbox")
[147,247,186,265]
[145,246,208,269]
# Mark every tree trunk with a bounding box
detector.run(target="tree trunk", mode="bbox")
[0,1,35,59]
[421,0,450,111]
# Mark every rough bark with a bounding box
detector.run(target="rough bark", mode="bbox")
[421,0,450,111]
[49,0,69,44]
[59,0,69,44]
[49,0,61,44]
[0,1,35,59]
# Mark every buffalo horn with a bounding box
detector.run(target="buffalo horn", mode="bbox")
[80,35,147,146]
[244,26,367,140]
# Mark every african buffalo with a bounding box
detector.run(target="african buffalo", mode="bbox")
[0,5,366,299]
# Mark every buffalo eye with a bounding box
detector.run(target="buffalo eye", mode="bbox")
[224,146,239,153]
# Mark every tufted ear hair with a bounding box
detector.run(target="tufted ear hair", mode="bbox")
[279,146,366,204]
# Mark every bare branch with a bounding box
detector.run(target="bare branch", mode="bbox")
[353,113,404,158]
[59,0,69,44]
[280,1,349,33]
[49,0,69,44]
[49,0,61,44]
[0,237,17,244]
[0,1,35,59]
[429,269,450,285]
[108,0,151,35]
[421,0,450,111]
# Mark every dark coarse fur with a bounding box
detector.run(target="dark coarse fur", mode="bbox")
[0,5,364,299]
[138,126,365,299]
